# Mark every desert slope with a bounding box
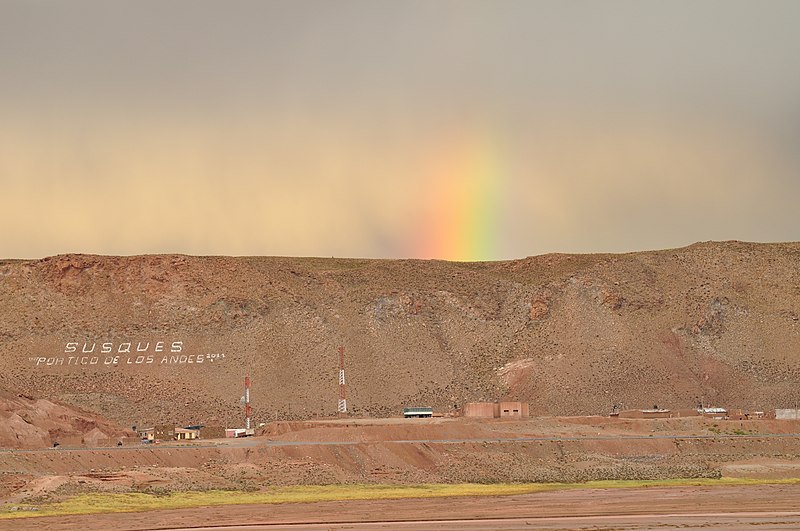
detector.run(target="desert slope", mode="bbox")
[0,390,132,448]
[0,241,799,427]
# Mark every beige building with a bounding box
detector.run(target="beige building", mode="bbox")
[463,402,529,418]
[174,428,199,440]
[138,425,199,442]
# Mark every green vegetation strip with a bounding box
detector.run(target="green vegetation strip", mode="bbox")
[3,478,800,520]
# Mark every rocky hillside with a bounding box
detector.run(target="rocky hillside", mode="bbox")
[0,390,132,448]
[1,241,799,427]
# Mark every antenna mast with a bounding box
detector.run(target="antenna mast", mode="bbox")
[244,374,252,430]
[338,346,347,417]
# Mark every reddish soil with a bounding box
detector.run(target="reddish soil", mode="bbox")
[5,483,800,531]
[0,241,799,429]
[0,391,132,449]
[2,242,800,527]
[1,416,799,509]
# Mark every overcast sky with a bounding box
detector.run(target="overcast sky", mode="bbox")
[2,0,799,260]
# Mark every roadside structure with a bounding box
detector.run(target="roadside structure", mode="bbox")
[174,428,199,440]
[403,407,433,418]
[617,408,700,419]
[463,402,529,418]
[699,407,728,419]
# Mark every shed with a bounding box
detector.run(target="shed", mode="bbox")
[403,407,433,418]
[699,407,728,419]
[225,428,253,438]
[464,402,529,418]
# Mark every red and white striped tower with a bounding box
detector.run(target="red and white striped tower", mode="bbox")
[337,346,347,417]
[244,374,252,430]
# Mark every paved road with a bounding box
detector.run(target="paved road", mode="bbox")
[173,511,800,531]
[3,431,800,453]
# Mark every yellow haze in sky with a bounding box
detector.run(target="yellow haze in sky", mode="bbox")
[0,111,792,259]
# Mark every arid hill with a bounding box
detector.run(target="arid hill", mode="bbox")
[0,390,132,448]
[1,241,799,428]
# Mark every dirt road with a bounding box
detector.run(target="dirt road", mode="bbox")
[177,513,800,530]
[6,483,800,531]
[3,416,800,509]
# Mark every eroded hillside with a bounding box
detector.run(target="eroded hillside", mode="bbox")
[0,390,132,448]
[1,241,799,427]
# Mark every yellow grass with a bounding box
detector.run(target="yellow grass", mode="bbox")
[3,477,800,520]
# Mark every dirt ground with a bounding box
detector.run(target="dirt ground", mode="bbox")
[2,416,800,507]
[0,415,799,530]
[4,244,800,528]
[3,242,800,428]
[5,483,800,531]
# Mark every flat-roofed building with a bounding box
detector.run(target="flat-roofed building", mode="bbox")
[464,402,499,418]
[699,407,728,419]
[403,407,433,418]
[499,402,529,418]
[618,409,672,419]
[174,428,199,440]
[464,402,529,418]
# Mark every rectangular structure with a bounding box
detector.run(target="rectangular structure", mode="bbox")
[499,402,529,418]
[671,408,701,418]
[618,409,672,419]
[403,407,433,418]
[699,407,728,419]
[776,409,800,420]
[174,428,199,440]
[464,402,529,418]
[464,402,499,418]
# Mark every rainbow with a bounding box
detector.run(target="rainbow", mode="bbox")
[416,135,503,262]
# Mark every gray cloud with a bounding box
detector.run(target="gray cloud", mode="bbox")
[1,1,799,259]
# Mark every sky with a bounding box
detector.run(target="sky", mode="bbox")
[1,0,799,261]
